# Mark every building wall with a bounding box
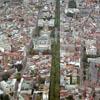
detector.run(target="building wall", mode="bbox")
[89,62,98,82]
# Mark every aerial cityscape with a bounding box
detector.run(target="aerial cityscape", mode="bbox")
[0,0,100,100]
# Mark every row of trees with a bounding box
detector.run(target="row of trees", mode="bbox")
[80,44,88,83]
[49,41,60,100]
[49,0,60,100]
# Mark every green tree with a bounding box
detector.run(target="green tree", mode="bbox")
[2,72,10,81]
[68,0,77,8]
[79,95,82,99]
[66,95,74,100]
[66,12,74,17]
[0,94,10,100]
[3,94,10,100]
[15,72,21,82]
[30,70,34,76]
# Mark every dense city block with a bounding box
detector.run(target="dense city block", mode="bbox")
[0,0,100,100]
